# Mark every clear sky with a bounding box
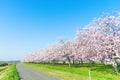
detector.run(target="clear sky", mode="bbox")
[0,0,120,61]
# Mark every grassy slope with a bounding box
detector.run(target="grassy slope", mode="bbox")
[23,63,120,80]
[0,64,19,80]
[0,67,7,72]
[0,63,8,74]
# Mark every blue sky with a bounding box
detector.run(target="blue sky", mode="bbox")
[0,0,120,61]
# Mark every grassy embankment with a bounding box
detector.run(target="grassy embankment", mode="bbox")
[0,64,19,80]
[24,63,120,80]
[0,63,7,72]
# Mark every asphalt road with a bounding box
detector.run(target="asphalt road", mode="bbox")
[16,63,60,80]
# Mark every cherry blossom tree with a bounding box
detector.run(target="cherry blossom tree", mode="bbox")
[75,13,120,74]
[23,13,120,74]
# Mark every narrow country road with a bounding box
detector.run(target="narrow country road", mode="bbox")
[16,63,60,80]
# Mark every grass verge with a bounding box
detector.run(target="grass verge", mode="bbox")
[23,63,120,80]
[0,64,19,80]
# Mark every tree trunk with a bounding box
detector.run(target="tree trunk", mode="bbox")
[63,61,66,64]
[68,62,71,68]
[111,59,118,75]
[80,59,83,64]
[73,60,75,64]
[67,56,71,68]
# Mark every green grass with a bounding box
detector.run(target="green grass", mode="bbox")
[23,63,120,80]
[0,67,7,72]
[0,64,19,80]
[0,62,8,73]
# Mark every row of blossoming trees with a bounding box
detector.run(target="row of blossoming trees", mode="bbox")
[23,13,120,74]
